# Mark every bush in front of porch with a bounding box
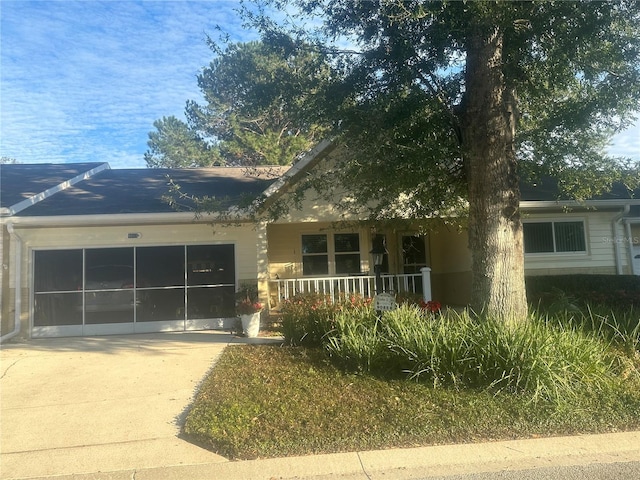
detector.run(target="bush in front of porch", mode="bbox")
[279,293,373,347]
[281,293,639,405]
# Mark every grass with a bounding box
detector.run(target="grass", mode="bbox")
[183,297,640,459]
[183,342,640,459]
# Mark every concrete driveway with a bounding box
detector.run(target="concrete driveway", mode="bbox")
[0,331,250,479]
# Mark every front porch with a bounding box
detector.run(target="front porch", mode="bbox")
[263,221,472,311]
[268,271,431,308]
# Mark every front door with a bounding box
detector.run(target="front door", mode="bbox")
[401,234,429,294]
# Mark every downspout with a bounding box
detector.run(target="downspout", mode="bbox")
[625,219,636,275]
[1,222,23,343]
[612,205,630,275]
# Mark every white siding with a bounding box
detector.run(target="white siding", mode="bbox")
[523,211,628,275]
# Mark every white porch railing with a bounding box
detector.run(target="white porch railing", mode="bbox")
[269,273,425,307]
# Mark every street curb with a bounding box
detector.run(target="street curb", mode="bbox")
[17,430,640,480]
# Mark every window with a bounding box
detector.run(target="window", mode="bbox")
[402,235,427,274]
[302,234,329,275]
[301,233,361,275]
[523,221,586,254]
[334,233,360,274]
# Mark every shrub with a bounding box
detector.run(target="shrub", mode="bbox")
[280,293,372,347]
[526,274,640,309]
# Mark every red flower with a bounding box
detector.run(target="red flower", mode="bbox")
[420,300,441,313]
[236,299,263,315]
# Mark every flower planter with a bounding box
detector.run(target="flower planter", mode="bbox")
[240,312,261,338]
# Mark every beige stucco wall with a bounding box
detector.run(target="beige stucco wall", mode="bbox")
[428,227,472,306]
[7,220,264,339]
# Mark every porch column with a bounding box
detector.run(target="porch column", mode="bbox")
[256,221,270,312]
[421,267,432,303]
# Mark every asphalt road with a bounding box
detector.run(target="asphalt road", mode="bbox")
[421,461,640,479]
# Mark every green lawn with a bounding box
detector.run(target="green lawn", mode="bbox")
[182,343,640,460]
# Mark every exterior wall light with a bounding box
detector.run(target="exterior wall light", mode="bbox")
[369,238,388,295]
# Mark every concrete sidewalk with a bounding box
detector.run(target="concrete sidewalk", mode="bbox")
[6,431,640,480]
[1,332,639,480]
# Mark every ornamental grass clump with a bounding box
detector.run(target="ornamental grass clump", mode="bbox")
[463,316,619,403]
[324,305,630,405]
[568,305,639,355]
[381,306,474,385]
[325,306,385,373]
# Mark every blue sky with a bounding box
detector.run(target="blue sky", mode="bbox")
[1,0,638,169]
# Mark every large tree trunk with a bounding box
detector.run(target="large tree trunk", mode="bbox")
[461,26,528,324]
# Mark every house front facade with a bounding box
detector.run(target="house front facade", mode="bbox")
[2,147,639,341]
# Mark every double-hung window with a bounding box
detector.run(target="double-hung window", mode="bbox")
[301,233,361,275]
[523,220,586,254]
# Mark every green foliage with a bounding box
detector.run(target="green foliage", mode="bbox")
[525,275,640,352]
[189,40,333,166]
[527,274,640,309]
[325,307,385,373]
[147,40,333,168]
[246,0,640,214]
[541,305,640,356]
[294,303,636,405]
[144,116,220,168]
[279,293,373,347]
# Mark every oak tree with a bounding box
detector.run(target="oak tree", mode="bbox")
[244,0,640,322]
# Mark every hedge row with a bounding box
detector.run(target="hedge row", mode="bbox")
[526,274,640,309]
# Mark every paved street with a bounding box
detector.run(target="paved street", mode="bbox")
[420,461,640,480]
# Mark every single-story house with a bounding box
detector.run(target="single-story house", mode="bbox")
[2,141,639,340]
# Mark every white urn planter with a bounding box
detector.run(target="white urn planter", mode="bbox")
[240,312,261,338]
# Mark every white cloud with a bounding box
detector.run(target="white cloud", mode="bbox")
[1,1,637,168]
[0,0,256,166]
[608,123,640,162]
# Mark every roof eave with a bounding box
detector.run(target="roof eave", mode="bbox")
[520,199,640,210]
[257,139,337,208]
[5,210,253,228]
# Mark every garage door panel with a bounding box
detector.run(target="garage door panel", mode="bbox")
[32,244,236,337]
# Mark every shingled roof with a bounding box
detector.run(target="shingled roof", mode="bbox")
[520,176,639,202]
[1,164,286,217]
[0,162,109,214]
[2,157,637,219]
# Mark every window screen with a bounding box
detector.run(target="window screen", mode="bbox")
[523,221,586,254]
[302,234,329,275]
[335,233,360,274]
